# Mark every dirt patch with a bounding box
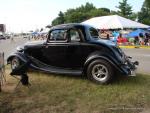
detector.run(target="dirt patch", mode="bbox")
[1,70,20,93]
[1,82,17,93]
[140,109,150,113]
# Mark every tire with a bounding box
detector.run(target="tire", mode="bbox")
[11,57,21,70]
[87,59,114,84]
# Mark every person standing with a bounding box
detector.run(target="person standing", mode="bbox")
[106,34,110,40]
[139,33,144,45]
[134,36,139,45]
[117,33,123,45]
[10,34,14,43]
[144,33,149,46]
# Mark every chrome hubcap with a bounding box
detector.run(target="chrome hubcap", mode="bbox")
[11,58,19,70]
[92,64,108,81]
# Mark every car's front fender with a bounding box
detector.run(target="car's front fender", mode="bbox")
[7,52,28,64]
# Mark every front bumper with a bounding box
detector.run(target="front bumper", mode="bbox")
[130,69,137,76]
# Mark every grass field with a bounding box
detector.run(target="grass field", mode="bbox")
[0,68,150,113]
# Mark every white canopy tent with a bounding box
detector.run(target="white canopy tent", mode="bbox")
[82,15,149,29]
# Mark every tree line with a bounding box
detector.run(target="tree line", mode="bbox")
[52,0,150,26]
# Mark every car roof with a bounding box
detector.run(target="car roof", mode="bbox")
[50,23,89,30]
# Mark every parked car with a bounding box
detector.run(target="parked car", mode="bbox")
[4,34,11,39]
[0,35,6,40]
[7,23,138,84]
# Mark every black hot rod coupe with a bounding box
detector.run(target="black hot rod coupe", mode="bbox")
[7,23,138,84]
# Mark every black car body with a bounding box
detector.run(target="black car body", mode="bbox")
[7,23,138,84]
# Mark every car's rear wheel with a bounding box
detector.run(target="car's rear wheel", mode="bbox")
[87,59,114,84]
[11,57,20,70]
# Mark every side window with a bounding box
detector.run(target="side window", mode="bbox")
[69,29,81,42]
[48,29,67,42]
[89,27,99,39]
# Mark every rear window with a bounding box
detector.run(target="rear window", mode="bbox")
[69,29,81,42]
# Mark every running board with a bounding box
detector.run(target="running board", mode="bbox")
[31,64,82,76]
[29,56,83,75]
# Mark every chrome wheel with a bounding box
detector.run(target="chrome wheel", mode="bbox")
[11,57,20,70]
[91,64,108,82]
[87,59,114,84]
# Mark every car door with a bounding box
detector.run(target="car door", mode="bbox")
[42,29,68,68]
[65,29,84,69]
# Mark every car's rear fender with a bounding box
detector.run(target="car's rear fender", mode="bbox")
[83,54,124,75]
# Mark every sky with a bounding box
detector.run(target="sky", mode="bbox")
[0,0,145,33]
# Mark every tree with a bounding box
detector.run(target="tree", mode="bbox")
[51,2,111,25]
[52,11,65,25]
[130,13,138,21]
[90,8,110,17]
[116,0,133,18]
[99,8,111,13]
[138,0,150,25]
[81,2,96,12]
[64,2,96,23]
[145,0,150,7]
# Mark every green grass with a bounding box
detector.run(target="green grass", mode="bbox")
[0,69,150,113]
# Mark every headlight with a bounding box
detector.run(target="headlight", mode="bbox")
[16,46,24,52]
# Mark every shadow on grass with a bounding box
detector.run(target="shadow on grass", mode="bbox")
[30,70,150,86]
[32,70,87,79]
[114,73,149,83]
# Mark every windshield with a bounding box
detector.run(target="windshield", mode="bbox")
[89,27,99,39]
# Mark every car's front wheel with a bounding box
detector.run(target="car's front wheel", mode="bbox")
[11,57,20,70]
[87,59,114,84]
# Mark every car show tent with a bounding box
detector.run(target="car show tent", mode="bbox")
[127,29,146,37]
[82,15,149,29]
